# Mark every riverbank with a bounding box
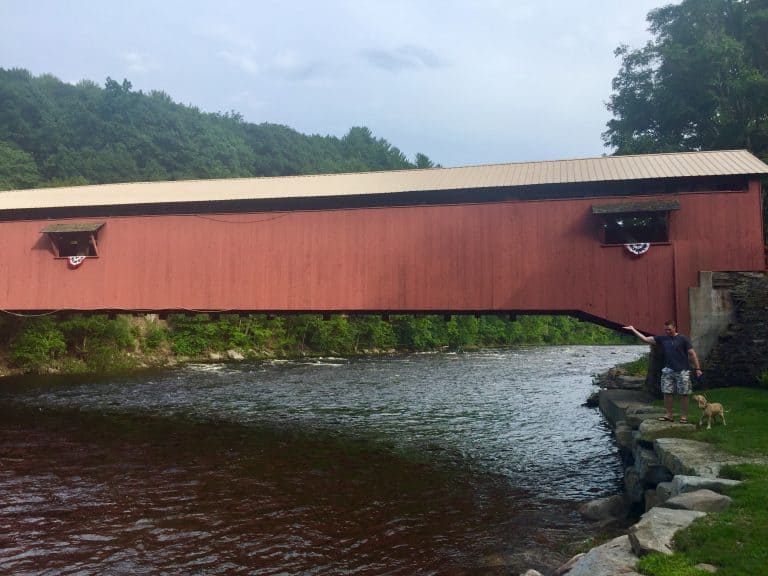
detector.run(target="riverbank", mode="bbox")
[522,374,768,576]
[0,312,630,377]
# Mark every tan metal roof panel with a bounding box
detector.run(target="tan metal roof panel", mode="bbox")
[1,150,766,212]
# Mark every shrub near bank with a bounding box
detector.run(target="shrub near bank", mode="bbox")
[163,313,630,356]
[637,387,768,576]
[7,317,66,370]
[7,315,136,373]
[1,312,632,374]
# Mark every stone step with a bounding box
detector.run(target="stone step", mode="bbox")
[628,507,706,556]
[556,535,641,576]
[598,388,654,427]
[662,489,733,513]
[655,437,764,478]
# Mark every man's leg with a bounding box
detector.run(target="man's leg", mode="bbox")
[664,393,674,419]
[680,394,689,421]
[678,370,692,421]
[660,369,675,419]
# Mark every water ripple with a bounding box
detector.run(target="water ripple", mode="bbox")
[0,345,645,574]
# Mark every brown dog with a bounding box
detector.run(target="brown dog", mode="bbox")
[692,394,726,430]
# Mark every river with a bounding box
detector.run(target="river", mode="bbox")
[0,345,645,575]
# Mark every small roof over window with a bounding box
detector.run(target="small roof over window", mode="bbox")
[40,222,105,233]
[592,200,680,215]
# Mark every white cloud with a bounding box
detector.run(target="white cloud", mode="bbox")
[120,51,159,74]
[219,50,262,75]
[363,45,448,72]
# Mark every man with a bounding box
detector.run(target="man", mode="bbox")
[623,321,702,423]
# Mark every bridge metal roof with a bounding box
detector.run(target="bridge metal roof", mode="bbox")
[1,149,766,212]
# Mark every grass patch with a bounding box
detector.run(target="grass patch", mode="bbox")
[620,353,649,376]
[637,553,711,576]
[651,387,768,455]
[638,466,768,576]
[638,387,768,576]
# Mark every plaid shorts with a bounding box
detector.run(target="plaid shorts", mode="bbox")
[660,367,692,395]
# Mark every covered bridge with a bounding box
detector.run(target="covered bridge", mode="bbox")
[0,149,766,347]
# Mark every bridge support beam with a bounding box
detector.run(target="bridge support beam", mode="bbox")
[689,271,736,362]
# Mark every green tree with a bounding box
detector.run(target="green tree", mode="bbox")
[604,0,768,158]
[0,140,40,189]
[57,315,136,371]
[0,68,427,188]
[349,316,398,351]
[415,152,435,168]
[340,126,411,171]
[9,317,66,372]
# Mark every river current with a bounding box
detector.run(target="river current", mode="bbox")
[0,345,645,575]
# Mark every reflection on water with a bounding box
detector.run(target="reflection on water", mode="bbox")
[0,346,645,574]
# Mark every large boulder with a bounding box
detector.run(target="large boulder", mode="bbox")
[637,419,695,444]
[671,474,741,496]
[655,438,760,477]
[634,447,673,485]
[555,535,640,576]
[599,389,654,427]
[578,494,628,522]
[662,489,733,513]
[628,507,706,556]
[644,488,662,512]
[614,421,635,454]
[624,405,666,428]
[616,376,647,391]
[624,467,644,503]
[656,481,673,504]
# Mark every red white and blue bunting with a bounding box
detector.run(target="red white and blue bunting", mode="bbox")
[624,243,650,256]
[68,255,87,268]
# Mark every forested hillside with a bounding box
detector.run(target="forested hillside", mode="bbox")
[0,68,434,191]
[0,68,626,374]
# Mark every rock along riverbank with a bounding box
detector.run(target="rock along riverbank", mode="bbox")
[519,371,766,576]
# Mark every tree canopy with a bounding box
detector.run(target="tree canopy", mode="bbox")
[604,0,768,160]
[0,68,437,190]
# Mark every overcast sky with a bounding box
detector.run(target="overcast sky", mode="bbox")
[1,1,671,167]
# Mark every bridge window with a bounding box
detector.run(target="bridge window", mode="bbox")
[41,222,105,258]
[592,200,679,245]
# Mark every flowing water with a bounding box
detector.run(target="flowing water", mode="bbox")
[0,345,645,575]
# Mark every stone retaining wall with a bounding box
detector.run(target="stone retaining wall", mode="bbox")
[703,272,768,388]
[519,379,768,575]
[520,387,750,576]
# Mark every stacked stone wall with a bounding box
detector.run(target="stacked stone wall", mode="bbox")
[703,272,768,388]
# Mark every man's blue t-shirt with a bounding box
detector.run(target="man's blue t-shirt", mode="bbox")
[653,334,692,372]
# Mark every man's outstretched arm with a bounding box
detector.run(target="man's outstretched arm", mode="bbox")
[623,325,656,345]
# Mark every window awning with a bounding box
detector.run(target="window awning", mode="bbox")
[591,200,680,215]
[40,222,105,234]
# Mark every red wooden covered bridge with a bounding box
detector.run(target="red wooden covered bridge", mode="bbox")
[1,149,766,350]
